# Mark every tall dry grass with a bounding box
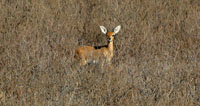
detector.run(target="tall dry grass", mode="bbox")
[0,0,200,105]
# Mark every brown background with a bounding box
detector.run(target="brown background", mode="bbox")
[0,0,200,105]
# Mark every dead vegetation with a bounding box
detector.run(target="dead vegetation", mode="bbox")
[0,0,200,105]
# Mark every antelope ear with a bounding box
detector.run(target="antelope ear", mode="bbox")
[100,26,107,34]
[114,25,121,35]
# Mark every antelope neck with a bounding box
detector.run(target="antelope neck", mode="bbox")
[108,40,113,52]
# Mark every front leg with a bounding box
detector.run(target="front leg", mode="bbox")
[105,58,113,70]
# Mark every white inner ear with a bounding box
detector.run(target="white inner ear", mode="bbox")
[100,26,107,34]
[114,25,121,35]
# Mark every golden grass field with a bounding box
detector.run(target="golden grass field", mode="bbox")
[0,0,200,105]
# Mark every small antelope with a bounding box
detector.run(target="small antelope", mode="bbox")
[75,25,121,66]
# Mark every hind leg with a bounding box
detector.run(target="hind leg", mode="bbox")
[80,59,87,66]
[75,52,87,66]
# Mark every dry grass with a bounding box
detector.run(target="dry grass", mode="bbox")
[0,0,200,105]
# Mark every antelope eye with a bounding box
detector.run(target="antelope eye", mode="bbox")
[108,38,112,41]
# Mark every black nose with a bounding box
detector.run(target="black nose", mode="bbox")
[108,38,112,41]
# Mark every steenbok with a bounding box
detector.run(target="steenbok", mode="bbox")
[75,25,121,66]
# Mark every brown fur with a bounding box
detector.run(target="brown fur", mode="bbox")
[75,32,115,66]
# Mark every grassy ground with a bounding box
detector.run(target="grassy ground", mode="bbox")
[0,0,200,105]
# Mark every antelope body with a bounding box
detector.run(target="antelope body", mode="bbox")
[75,25,121,66]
